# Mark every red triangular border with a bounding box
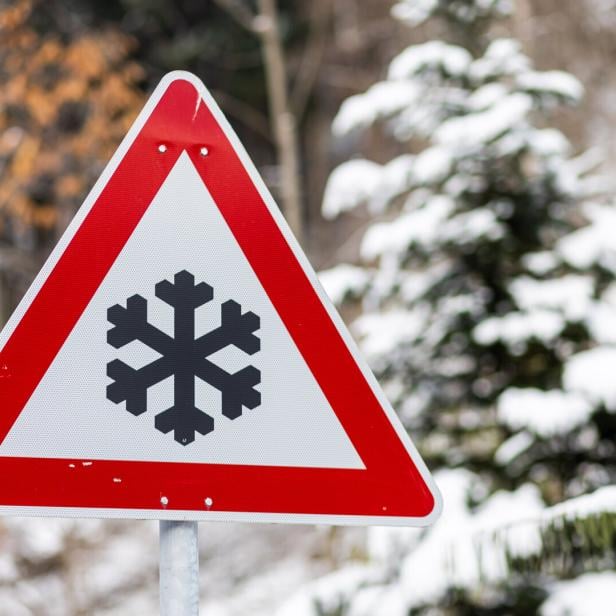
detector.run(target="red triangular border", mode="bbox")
[0,73,439,524]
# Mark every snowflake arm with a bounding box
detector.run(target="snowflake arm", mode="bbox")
[155,404,215,444]
[107,294,173,356]
[106,356,174,416]
[195,300,260,356]
[155,270,213,310]
[195,359,261,419]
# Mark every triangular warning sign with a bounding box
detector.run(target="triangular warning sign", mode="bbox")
[0,72,440,525]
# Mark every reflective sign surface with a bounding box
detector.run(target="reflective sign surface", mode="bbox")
[0,72,441,526]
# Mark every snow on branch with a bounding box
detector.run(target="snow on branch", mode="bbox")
[391,0,512,27]
[332,81,419,136]
[321,160,382,218]
[563,346,616,411]
[497,388,595,437]
[516,70,584,103]
[388,41,472,80]
[542,572,616,616]
[318,265,370,305]
[435,93,532,149]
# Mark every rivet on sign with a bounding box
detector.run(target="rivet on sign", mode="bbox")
[199,146,209,157]
[158,144,167,153]
[160,496,169,506]
[204,497,213,508]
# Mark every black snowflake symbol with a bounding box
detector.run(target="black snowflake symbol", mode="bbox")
[106,270,261,445]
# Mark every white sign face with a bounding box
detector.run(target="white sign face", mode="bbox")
[0,72,441,526]
[1,154,363,470]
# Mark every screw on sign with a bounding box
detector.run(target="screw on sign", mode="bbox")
[0,72,441,615]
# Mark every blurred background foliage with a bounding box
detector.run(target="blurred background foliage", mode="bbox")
[0,0,406,319]
[0,0,143,318]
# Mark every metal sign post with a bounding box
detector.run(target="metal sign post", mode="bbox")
[160,521,200,615]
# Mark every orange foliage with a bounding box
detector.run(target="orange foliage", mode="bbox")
[0,0,145,243]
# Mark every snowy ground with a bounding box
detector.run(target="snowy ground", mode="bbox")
[0,517,364,615]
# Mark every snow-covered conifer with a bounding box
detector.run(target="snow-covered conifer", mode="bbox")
[309,0,616,613]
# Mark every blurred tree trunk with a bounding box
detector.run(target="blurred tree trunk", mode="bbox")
[256,0,304,242]
[0,270,6,326]
[213,0,304,242]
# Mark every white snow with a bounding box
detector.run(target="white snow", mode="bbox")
[557,202,616,272]
[276,479,616,616]
[517,70,584,102]
[321,155,420,219]
[434,353,476,377]
[543,486,616,523]
[468,82,508,110]
[397,471,544,606]
[399,262,450,303]
[470,38,530,81]
[411,146,453,185]
[564,346,616,411]
[372,155,416,210]
[509,275,594,321]
[497,388,595,436]
[354,308,427,358]
[345,585,407,616]
[494,430,534,465]
[527,128,570,157]
[322,160,383,218]
[390,0,438,25]
[388,41,472,80]
[366,526,420,564]
[361,195,454,259]
[435,93,532,148]
[84,531,156,602]
[586,283,616,343]
[318,265,370,305]
[206,557,334,616]
[280,471,544,615]
[442,207,504,244]
[473,310,565,347]
[541,572,616,616]
[391,87,467,140]
[392,0,512,26]
[332,81,419,136]
[543,485,616,522]
[3,518,79,561]
[0,592,31,616]
[587,307,616,342]
[276,565,381,616]
[522,251,559,275]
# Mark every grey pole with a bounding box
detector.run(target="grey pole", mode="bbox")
[160,521,200,615]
